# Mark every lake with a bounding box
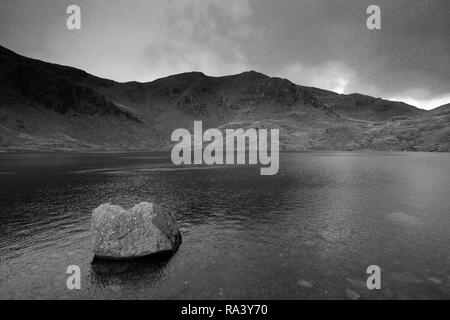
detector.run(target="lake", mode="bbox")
[0,152,449,299]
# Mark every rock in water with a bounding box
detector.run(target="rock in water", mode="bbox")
[91,202,182,260]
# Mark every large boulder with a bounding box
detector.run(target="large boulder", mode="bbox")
[91,202,182,260]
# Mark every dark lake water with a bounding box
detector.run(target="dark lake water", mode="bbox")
[0,152,449,299]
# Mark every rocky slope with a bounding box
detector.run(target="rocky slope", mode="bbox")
[0,45,448,152]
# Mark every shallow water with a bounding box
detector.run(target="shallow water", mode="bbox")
[0,152,449,299]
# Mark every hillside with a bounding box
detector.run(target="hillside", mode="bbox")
[0,46,448,152]
[431,103,450,115]
[311,90,424,121]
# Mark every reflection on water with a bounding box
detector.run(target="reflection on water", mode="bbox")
[0,152,449,299]
[91,252,173,290]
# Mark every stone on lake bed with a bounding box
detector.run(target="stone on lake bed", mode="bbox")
[297,279,313,288]
[345,288,361,300]
[91,202,182,260]
[428,277,442,285]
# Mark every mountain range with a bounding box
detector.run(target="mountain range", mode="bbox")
[0,45,449,152]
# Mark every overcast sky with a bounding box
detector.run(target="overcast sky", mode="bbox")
[0,0,449,109]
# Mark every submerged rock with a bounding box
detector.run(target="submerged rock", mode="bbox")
[428,277,442,285]
[345,288,361,300]
[345,277,367,289]
[297,279,313,288]
[91,202,182,260]
[387,212,421,226]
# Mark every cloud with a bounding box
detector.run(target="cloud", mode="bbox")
[245,0,450,109]
[1,0,448,109]
[278,62,358,94]
[139,0,251,81]
[389,92,450,110]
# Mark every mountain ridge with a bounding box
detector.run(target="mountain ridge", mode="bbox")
[0,45,448,152]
